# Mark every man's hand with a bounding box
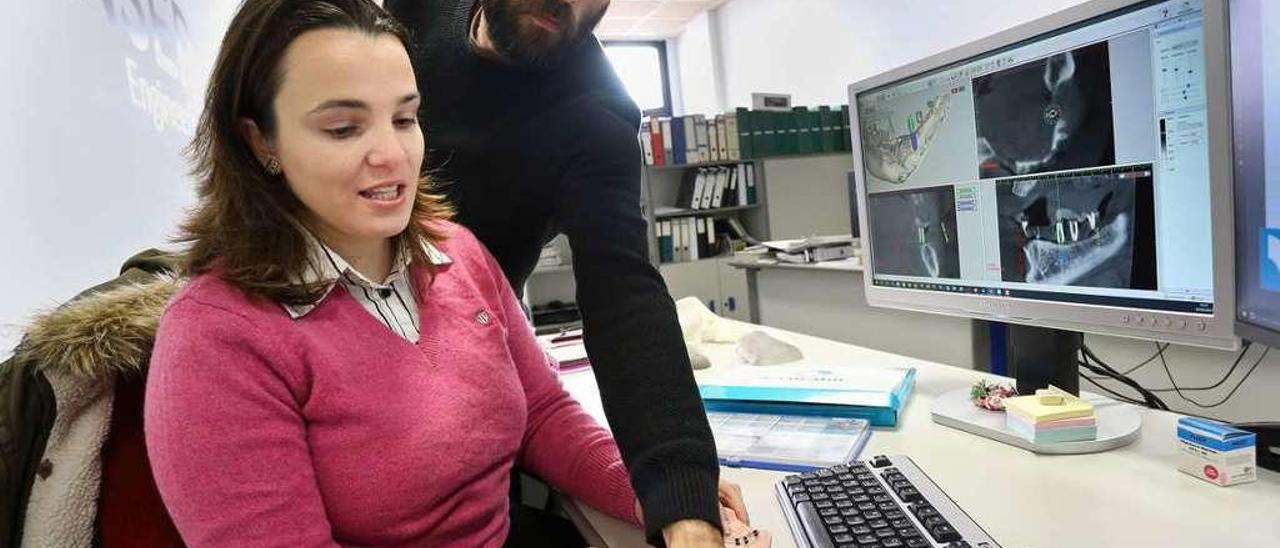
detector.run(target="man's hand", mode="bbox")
[633,478,751,547]
[662,519,722,547]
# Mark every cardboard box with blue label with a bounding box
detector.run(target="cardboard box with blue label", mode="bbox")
[1177,417,1257,486]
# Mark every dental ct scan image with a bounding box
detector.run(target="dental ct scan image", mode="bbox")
[995,165,1157,289]
[868,186,962,279]
[974,42,1117,177]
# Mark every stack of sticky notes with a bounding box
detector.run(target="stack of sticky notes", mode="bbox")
[1003,386,1097,444]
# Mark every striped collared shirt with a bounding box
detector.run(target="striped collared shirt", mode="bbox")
[282,235,451,343]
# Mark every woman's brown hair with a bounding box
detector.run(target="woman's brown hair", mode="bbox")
[179,0,451,305]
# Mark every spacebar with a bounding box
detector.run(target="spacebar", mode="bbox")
[795,501,836,548]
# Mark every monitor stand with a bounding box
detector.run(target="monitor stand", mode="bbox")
[1007,324,1081,395]
[929,324,1142,454]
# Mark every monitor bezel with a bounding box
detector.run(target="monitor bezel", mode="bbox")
[1228,0,1280,347]
[847,0,1238,350]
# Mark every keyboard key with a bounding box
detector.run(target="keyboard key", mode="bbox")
[829,524,849,535]
[878,502,899,512]
[854,534,878,545]
[863,510,884,520]
[819,507,839,517]
[882,539,904,548]
[831,464,850,474]
[835,500,854,509]
[871,456,892,468]
[906,539,931,548]
[930,524,961,543]
[833,533,855,543]
[868,519,888,529]
[898,487,924,503]
[912,505,938,520]
[857,502,876,512]
[791,493,811,503]
[923,516,949,529]
[850,525,871,535]
[885,510,906,520]
[844,515,867,527]
[891,518,912,529]
[897,527,922,539]
[815,500,834,509]
[824,516,843,526]
[874,527,896,539]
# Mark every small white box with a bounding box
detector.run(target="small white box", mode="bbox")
[1177,417,1257,487]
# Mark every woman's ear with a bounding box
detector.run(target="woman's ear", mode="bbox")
[239,117,274,167]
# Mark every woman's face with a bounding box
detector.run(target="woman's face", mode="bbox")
[261,29,423,252]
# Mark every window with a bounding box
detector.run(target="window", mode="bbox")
[603,41,672,117]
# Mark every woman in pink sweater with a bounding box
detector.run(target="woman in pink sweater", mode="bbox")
[144,1,663,546]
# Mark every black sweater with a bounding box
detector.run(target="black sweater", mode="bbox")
[384,1,720,542]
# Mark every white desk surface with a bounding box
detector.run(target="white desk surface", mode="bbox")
[558,321,1280,548]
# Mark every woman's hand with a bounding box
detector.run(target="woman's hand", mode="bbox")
[717,478,748,525]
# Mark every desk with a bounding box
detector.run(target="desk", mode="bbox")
[728,254,986,369]
[559,321,1280,548]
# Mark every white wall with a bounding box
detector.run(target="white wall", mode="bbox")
[0,1,240,356]
[712,0,1084,108]
[673,11,724,115]
[682,0,1280,422]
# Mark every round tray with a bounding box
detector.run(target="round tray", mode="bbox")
[930,387,1142,454]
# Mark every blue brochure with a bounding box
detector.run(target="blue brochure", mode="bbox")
[698,366,916,427]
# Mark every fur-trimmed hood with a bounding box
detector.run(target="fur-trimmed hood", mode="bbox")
[14,271,182,381]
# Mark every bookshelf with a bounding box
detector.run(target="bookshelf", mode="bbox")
[641,159,768,266]
[525,103,856,328]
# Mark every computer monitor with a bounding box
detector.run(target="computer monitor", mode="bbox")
[1231,0,1280,347]
[848,0,1238,385]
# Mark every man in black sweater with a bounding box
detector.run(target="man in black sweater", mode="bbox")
[382,1,729,546]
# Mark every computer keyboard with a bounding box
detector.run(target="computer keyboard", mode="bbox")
[775,455,1000,548]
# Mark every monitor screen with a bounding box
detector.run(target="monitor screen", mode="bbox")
[854,0,1217,317]
[1231,0,1280,343]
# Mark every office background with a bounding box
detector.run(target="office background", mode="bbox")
[2,0,1275,424]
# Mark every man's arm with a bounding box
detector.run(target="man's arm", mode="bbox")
[553,101,722,546]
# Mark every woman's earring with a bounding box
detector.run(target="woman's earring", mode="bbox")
[264,157,282,176]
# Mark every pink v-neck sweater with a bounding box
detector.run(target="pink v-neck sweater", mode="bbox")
[145,223,639,547]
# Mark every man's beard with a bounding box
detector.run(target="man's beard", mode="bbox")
[479,0,607,69]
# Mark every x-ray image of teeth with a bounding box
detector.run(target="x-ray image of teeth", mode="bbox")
[974,41,1116,178]
[869,187,961,278]
[996,168,1157,289]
